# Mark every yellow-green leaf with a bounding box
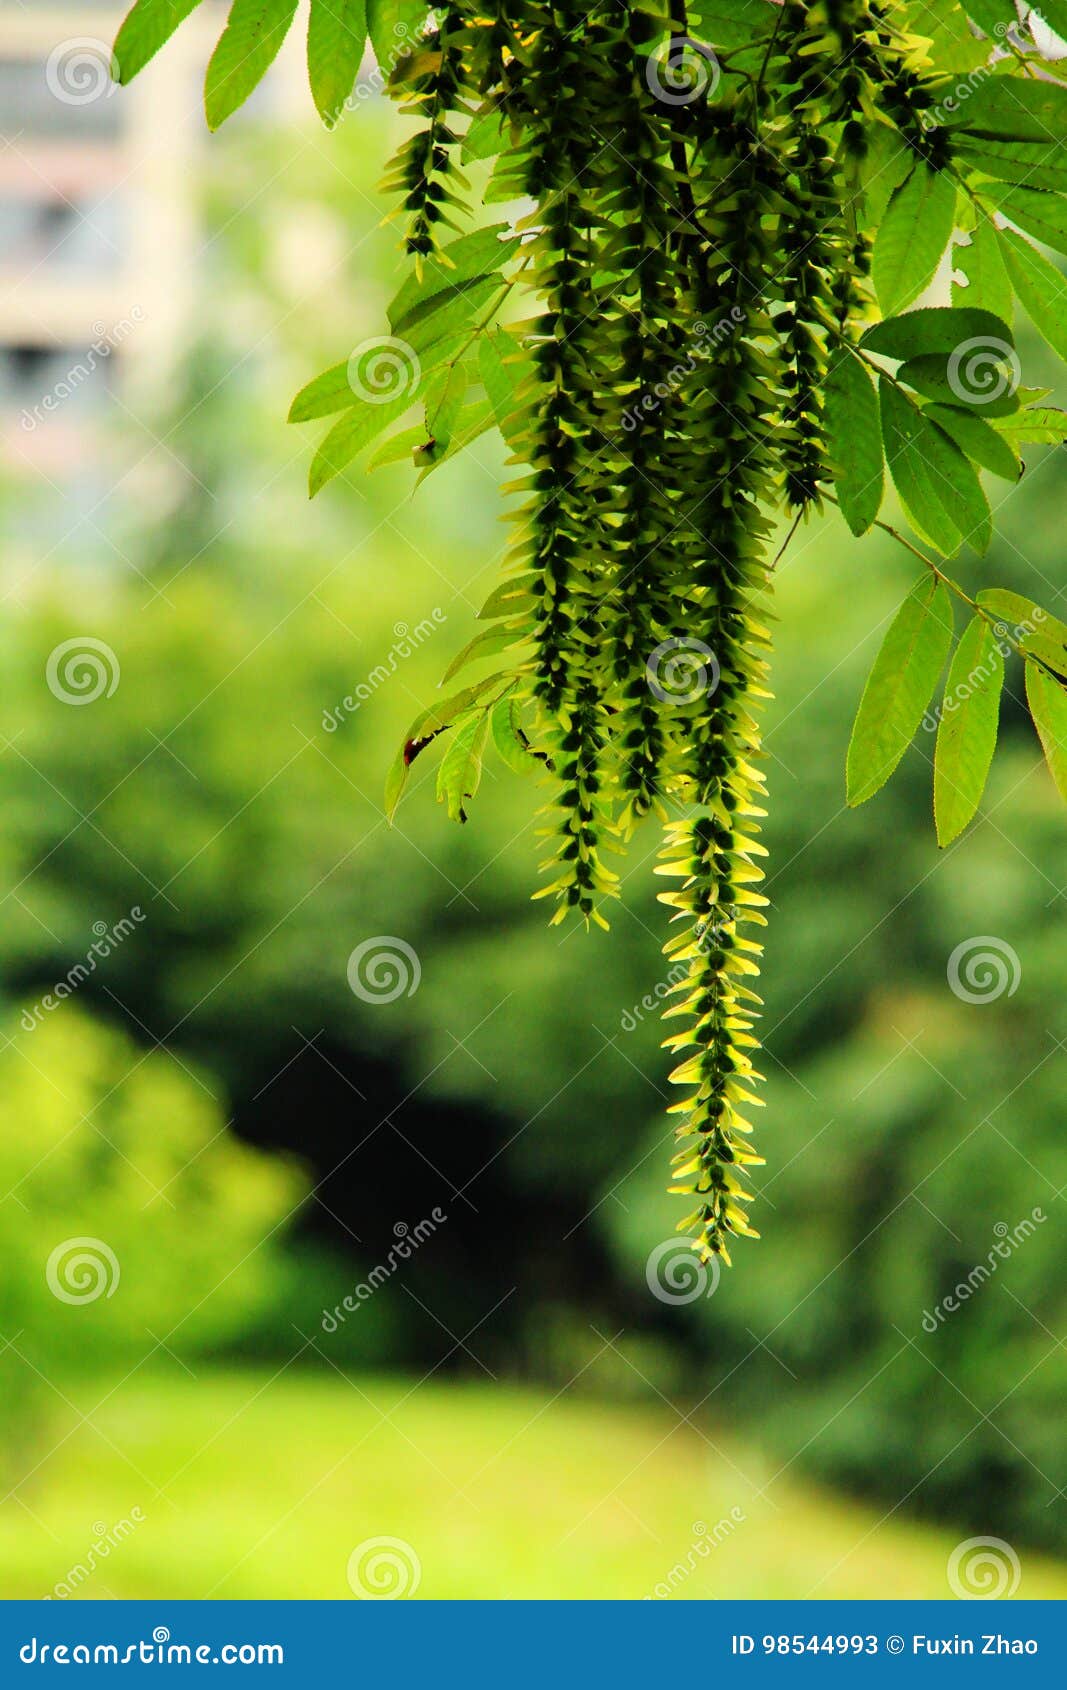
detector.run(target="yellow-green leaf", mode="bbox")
[113,0,205,82]
[976,589,1067,676]
[1026,664,1067,802]
[205,0,298,130]
[873,166,957,315]
[308,0,366,127]
[934,616,1003,846]
[824,350,883,535]
[847,575,954,805]
[436,709,490,822]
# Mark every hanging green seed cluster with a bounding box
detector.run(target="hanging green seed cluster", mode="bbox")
[115,0,1067,1268]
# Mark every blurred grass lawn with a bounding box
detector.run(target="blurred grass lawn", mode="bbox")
[3,1370,1066,1600]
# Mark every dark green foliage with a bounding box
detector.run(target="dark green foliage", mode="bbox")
[112,0,1067,1265]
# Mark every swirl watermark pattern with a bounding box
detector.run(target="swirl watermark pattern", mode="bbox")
[645,37,720,106]
[46,1237,120,1305]
[347,937,421,1004]
[347,337,421,404]
[346,1536,421,1599]
[46,638,120,705]
[947,337,1021,407]
[947,1536,1021,1599]
[45,38,117,105]
[646,1240,720,1304]
[947,936,1021,1004]
[646,637,720,705]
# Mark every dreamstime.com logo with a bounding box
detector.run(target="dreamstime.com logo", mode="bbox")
[922,610,1046,733]
[947,936,1021,1004]
[343,16,429,109]
[620,907,737,1032]
[46,1511,146,1599]
[21,908,146,1032]
[347,1536,421,1599]
[21,310,146,432]
[947,1536,1021,1599]
[19,1628,283,1665]
[646,1240,720,1304]
[46,1237,119,1305]
[322,612,446,732]
[921,1209,1045,1333]
[646,637,720,704]
[347,937,421,1003]
[347,336,421,403]
[321,1210,447,1332]
[645,1509,747,1599]
[45,37,117,105]
[46,638,120,705]
[645,37,720,105]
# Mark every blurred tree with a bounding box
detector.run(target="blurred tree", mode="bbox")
[0,1008,302,1472]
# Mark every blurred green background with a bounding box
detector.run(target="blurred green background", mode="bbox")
[2,57,1066,1601]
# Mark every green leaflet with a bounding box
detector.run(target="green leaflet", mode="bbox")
[959,0,1019,33]
[385,674,512,819]
[414,399,496,479]
[993,405,1067,443]
[436,709,490,822]
[879,380,989,556]
[824,351,883,536]
[477,578,534,621]
[872,165,957,315]
[951,220,1013,324]
[478,332,518,435]
[1026,665,1067,802]
[366,0,428,70]
[917,0,992,70]
[897,353,1019,418]
[688,0,777,47]
[986,186,1067,258]
[998,227,1067,363]
[388,227,515,336]
[954,137,1067,193]
[924,404,1019,481]
[288,361,359,424]
[405,283,502,360]
[205,0,298,129]
[291,330,468,427]
[423,365,469,457]
[462,107,506,164]
[113,0,205,81]
[861,306,1014,361]
[976,590,1067,676]
[934,616,1003,846]
[366,422,428,469]
[489,697,538,777]
[307,0,366,127]
[309,393,414,495]
[441,624,524,684]
[944,74,1067,140]
[847,576,955,806]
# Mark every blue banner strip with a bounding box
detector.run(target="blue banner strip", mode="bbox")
[0,1600,1062,1681]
